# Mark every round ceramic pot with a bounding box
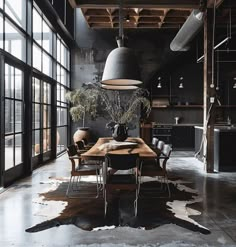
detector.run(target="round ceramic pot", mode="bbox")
[112,123,128,142]
[73,127,90,143]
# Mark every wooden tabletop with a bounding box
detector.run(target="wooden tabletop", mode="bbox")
[81,137,157,160]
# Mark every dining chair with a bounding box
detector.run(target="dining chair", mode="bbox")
[103,153,141,217]
[75,140,89,152]
[82,138,94,149]
[157,140,165,152]
[66,144,100,198]
[148,137,159,151]
[140,144,172,198]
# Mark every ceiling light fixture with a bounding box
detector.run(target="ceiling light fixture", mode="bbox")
[100,0,142,88]
[233,77,236,89]
[157,77,162,88]
[179,77,184,89]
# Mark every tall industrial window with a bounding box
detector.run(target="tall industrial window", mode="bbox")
[56,36,70,154]
[32,6,54,77]
[32,77,52,157]
[4,64,24,170]
[0,0,27,61]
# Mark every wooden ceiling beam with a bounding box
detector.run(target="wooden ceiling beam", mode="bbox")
[71,0,200,9]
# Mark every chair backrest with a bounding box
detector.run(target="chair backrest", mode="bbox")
[162,144,172,158]
[152,137,159,146]
[105,153,139,170]
[76,140,85,150]
[82,138,88,146]
[157,140,165,151]
[67,144,78,156]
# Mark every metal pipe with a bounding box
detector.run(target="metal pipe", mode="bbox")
[170,9,204,52]
[197,37,231,63]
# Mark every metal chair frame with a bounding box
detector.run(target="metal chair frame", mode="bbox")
[103,153,141,217]
[140,144,172,198]
[66,144,101,199]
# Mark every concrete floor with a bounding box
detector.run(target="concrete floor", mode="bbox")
[0,152,236,247]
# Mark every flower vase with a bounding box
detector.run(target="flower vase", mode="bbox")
[112,123,128,142]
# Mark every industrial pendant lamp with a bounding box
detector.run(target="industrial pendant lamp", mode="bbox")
[101,0,142,88]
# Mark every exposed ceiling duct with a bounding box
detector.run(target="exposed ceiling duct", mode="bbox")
[170,9,204,52]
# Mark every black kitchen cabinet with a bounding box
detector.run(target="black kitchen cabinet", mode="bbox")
[172,126,195,150]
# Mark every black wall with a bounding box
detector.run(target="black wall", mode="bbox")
[71,9,190,140]
[71,9,236,140]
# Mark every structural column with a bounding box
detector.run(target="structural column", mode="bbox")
[203,8,216,172]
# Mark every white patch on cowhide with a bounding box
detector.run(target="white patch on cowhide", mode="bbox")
[166,180,209,232]
[32,196,67,220]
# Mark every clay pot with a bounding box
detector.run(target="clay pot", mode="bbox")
[73,127,90,143]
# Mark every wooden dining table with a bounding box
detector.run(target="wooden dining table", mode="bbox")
[81,137,157,161]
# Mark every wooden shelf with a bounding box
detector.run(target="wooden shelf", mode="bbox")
[152,105,203,109]
[216,105,236,108]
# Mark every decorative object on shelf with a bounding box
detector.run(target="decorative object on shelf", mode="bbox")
[174,117,180,125]
[179,77,184,89]
[233,77,236,89]
[157,77,162,88]
[66,87,99,142]
[101,0,142,88]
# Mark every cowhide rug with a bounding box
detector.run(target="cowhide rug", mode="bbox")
[26,177,210,234]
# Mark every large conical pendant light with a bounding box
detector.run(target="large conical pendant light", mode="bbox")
[101,1,142,88]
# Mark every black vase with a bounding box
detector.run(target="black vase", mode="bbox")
[112,123,128,142]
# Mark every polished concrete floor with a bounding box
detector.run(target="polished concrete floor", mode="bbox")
[0,152,236,247]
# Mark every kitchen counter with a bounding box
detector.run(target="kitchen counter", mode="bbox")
[194,125,236,171]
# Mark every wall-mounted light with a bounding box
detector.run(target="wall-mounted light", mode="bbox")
[157,77,162,88]
[179,77,184,89]
[233,77,236,89]
[124,14,130,23]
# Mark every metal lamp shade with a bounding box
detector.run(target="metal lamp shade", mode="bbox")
[101,47,142,86]
[101,84,138,90]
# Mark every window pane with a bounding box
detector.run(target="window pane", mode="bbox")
[15,134,22,165]
[43,105,50,128]
[0,0,3,9]
[33,78,40,103]
[42,20,53,54]
[61,68,66,85]
[33,103,40,129]
[5,99,14,134]
[0,14,3,49]
[57,38,60,62]
[43,129,51,152]
[33,8,42,46]
[15,101,22,132]
[5,20,26,61]
[5,136,14,170]
[61,108,67,126]
[15,69,22,99]
[5,64,14,98]
[33,44,41,71]
[43,83,51,104]
[57,127,67,153]
[66,49,70,70]
[57,84,61,103]
[66,72,70,87]
[5,0,26,29]
[42,52,52,76]
[57,64,61,83]
[61,43,66,67]
[61,86,66,103]
[33,130,40,156]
